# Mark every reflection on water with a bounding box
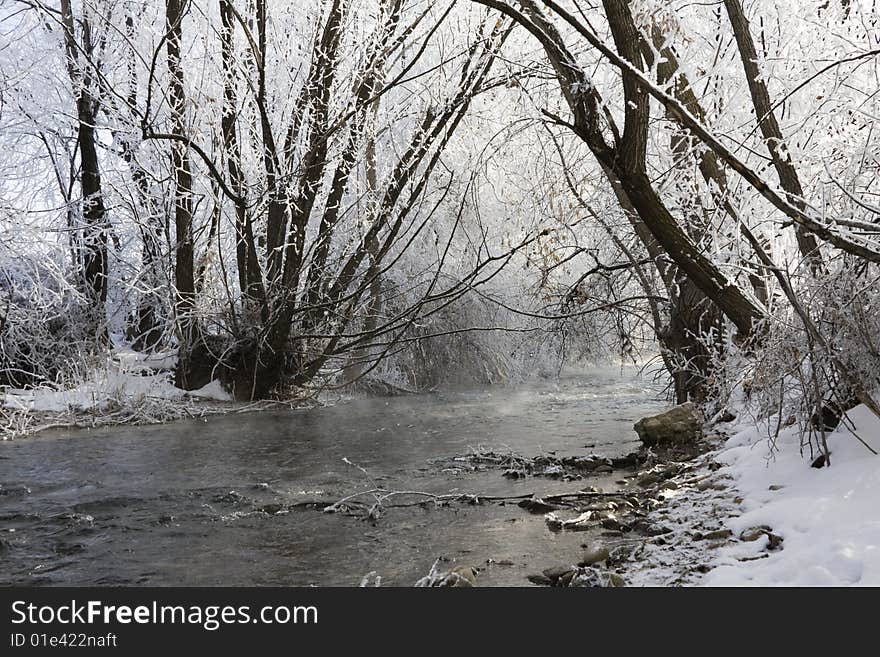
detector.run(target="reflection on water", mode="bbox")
[0,366,665,586]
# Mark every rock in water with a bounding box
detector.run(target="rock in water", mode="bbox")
[542,565,575,582]
[579,545,610,566]
[634,402,702,447]
[518,497,558,514]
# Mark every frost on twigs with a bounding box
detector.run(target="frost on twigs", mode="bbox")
[358,559,478,587]
[710,264,880,462]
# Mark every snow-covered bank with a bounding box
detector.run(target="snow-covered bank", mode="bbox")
[3,346,230,411]
[3,369,231,414]
[627,401,880,587]
[1,346,243,439]
[703,404,880,586]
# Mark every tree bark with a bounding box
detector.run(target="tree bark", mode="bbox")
[219,0,265,305]
[487,0,765,339]
[122,12,165,352]
[597,0,764,338]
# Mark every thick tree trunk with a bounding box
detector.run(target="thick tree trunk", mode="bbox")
[502,0,766,339]
[611,167,762,337]
[600,161,720,402]
[599,0,762,339]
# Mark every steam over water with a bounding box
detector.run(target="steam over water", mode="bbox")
[0,366,664,586]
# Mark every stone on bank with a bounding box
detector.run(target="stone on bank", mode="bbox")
[634,402,702,447]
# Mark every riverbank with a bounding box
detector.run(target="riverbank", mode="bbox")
[1,384,308,440]
[494,425,734,588]
[620,399,880,586]
[517,393,880,587]
[698,400,880,585]
[0,347,316,439]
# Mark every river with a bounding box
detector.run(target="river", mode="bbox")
[0,366,664,586]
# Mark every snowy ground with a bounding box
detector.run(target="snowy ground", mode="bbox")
[629,401,880,586]
[3,369,231,414]
[2,347,231,415]
[1,343,234,439]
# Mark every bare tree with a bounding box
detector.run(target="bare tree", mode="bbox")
[141,1,518,399]
[164,0,200,387]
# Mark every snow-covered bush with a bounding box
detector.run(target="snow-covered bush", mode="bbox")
[710,259,880,460]
[0,250,101,388]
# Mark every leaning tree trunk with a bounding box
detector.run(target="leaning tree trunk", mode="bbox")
[494,0,766,398]
[646,21,775,401]
[597,0,763,342]
[515,0,765,337]
[598,159,719,403]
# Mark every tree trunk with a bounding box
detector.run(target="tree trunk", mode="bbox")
[219,0,265,305]
[599,0,762,339]
[59,0,108,334]
[342,96,385,386]
[600,161,720,402]
[122,13,164,352]
[166,0,200,388]
[504,0,766,340]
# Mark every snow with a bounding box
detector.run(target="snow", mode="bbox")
[3,369,184,413]
[189,379,233,402]
[622,399,880,587]
[3,369,231,414]
[702,403,880,586]
[2,344,231,415]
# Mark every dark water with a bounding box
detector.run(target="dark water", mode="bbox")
[0,367,664,586]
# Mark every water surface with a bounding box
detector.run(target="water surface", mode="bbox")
[0,367,664,586]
